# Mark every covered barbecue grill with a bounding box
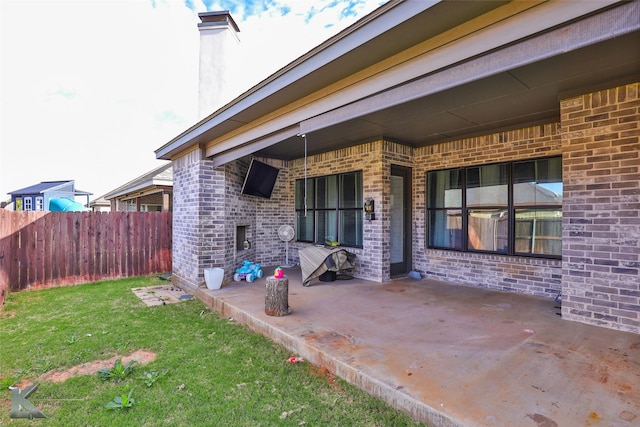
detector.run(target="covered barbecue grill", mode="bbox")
[299,246,356,286]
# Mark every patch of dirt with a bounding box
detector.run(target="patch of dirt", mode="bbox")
[308,365,343,392]
[0,310,16,319]
[37,349,156,383]
[305,331,358,350]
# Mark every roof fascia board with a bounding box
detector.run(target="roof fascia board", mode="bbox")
[155,0,435,160]
[103,180,155,200]
[201,0,625,163]
[103,164,172,199]
[43,180,74,194]
[8,181,66,195]
[105,180,168,200]
[208,125,299,167]
[301,0,638,135]
[117,186,171,201]
[246,0,435,95]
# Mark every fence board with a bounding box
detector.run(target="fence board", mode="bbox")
[136,213,143,277]
[0,211,171,295]
[131,213,138,277]
[17,213,30,289]
[107,212,116,276]
[0,211,11,305]
[27,214,38,286]
[119,213,127,277]
[13,215,23,287]
[63,212,73,279]
[95,212,104,277]
[52,212,60,281]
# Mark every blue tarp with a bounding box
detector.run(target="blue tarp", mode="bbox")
[49,198,87,212]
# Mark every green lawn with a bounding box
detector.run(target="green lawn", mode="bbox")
[0,276,424,426]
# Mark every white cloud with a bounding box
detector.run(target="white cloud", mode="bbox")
[1,0,386,201]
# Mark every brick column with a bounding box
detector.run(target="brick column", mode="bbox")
[561,83,639,334]
[171,148,227,291]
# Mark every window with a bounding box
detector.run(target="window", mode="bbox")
[23,197,33,211]
[466,163,509,253]
[513,157,563,256]
[236,225,247,251]
[427,157,562,258]
[35,197,44,211]
[427,169,462,250]
[295,171,363,247]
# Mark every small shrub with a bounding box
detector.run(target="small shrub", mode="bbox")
[0,374,19,390]
[105,388,135,410]
[138,370,167,387]
[34,358,53,374]
[0,368,29,390]
[97,358,136,382]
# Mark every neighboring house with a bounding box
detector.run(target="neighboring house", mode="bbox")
[156,2,640,334]
[99,163,173,212]
[8,180,92,211]
[88,196,110,212]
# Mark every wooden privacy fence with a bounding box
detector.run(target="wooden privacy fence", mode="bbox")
[0,211,172,302]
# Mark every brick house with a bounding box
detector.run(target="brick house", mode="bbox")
[156,1,639,334]
[99,163,173,212]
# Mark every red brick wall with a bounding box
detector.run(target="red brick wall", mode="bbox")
[561,83,640,334]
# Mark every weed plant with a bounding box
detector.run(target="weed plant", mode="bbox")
[97,359,136,382]
[0,276,424,426]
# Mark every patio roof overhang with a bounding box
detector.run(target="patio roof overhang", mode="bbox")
[105,184,173,201]
[102,163,173,200]
[155,0,640,166]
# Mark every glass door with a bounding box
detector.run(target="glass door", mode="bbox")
[390,165,412,276]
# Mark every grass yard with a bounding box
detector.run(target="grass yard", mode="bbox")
[0,276,424,426]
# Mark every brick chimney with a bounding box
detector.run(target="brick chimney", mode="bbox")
[197,11,240,119]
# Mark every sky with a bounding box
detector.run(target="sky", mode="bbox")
[0,0,387,203]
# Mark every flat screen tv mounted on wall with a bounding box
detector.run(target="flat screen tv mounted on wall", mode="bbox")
[241,159,280,199]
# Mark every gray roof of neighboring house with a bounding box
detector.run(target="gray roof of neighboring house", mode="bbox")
[102,162,173,200]
[9,180,92,196]
[89,196,110,207]
[9,180,72,195]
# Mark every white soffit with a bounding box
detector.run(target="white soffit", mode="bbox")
[299,0,634,135]
[207,0,630,163]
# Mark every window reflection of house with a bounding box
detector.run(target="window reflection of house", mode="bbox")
[428,157,562,257]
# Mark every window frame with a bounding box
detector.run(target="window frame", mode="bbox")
[23,197,33,211]
[426,156,562,259]
[295,170,363,248]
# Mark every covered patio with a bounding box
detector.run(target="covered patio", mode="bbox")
[196,269,639,427]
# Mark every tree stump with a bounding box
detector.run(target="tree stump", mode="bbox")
[265,276,290,316]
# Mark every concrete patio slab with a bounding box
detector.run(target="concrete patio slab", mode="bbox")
[195,267,640,427]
